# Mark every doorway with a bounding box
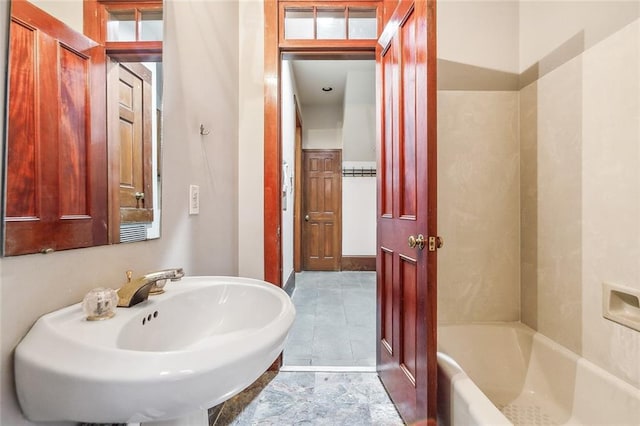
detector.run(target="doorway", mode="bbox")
[264,1,438,422]
[280,57,376,370]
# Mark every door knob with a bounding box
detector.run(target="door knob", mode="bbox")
[408,234,425,250]
[304,214,310,222]
[135,192,145,200]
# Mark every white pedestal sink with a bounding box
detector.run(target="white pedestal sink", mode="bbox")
[14,276,295,425]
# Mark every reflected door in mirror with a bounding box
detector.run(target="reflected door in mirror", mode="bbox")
[115,63,153,225]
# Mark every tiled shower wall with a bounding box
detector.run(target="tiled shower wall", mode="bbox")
[521,15,640,388]
[437,90,521,323]
[438,1,640,389]
[437,0,521,323]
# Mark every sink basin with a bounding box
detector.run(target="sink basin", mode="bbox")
[14,276,296,424]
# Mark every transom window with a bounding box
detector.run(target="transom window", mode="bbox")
[106,6,163,42]
[279,2,380,47]
[284,6,377,40]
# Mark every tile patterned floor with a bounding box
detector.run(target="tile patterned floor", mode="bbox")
[209,371,403,425]
[209,272,404,425]
[283,271,376,367]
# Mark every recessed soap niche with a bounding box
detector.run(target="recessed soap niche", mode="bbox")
[602,283,640,332]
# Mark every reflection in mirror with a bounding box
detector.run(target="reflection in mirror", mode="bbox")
[111,60,162,243]
[2,0,163,256]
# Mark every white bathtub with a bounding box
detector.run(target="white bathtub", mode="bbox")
[437,322,640,426]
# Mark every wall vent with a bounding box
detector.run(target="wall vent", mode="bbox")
[120,223,147,243]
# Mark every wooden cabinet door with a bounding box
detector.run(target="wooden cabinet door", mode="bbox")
[5,0,107,255]
[376,0,438,423]
[302,149,342,271]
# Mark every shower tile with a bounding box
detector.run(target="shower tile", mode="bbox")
[520,82,539,330]
[581,19,640,387]
[438,91,520,323]
[536,55,583,355]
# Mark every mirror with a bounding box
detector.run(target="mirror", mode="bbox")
[2,0,163,256]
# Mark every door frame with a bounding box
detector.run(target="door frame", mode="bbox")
[293,96,303,272]
[263,0,381,286]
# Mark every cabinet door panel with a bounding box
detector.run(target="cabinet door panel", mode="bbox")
[5,1,107,255]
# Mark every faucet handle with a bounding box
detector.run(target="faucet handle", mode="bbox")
[126,270,133,283]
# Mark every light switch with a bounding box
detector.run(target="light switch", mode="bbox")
[189,185,200,215]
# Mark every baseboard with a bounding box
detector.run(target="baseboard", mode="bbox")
[283,270,296,296]
[341,256,376,271]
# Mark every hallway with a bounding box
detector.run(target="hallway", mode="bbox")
[283,271,376,368]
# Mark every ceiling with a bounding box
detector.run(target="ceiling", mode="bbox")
[291,59,375,107]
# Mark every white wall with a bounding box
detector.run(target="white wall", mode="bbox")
[29,0,83,33]
[238,0,264,279]
[280,60,300,284]
[340,65,376,257]
[519,0,640,73]
[301,105,343,150]
[438,0,519,73]
[341,67,376,162]
[342,162,376,256]
[0,1,240,423]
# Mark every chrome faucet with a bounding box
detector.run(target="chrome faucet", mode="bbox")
[117,268,185,307]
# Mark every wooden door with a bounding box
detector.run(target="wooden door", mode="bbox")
[376,0,438,424]
[117,62,153,224]
[302,149,342,271]
[5,0,107,255]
